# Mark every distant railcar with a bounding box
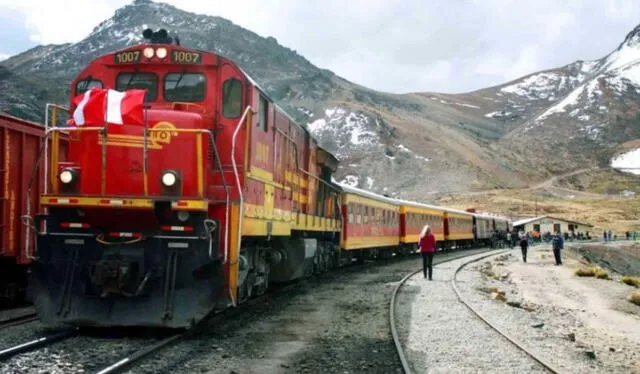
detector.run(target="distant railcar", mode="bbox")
[442,207,475,248]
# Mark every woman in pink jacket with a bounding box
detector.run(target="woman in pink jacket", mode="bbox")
[419,225,437,280]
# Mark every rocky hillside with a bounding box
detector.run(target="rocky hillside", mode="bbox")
[2,0,640,200]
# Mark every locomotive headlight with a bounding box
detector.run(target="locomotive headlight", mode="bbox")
[59,169,75,184]
[156,47,167,59]
[161,170,178,187]
[143,47,154,58]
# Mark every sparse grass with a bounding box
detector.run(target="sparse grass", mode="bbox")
[595,269,610,279]
[622,276,640,288]
[628,291,640,306]
[574,266,610,279]
[575,267,597,277]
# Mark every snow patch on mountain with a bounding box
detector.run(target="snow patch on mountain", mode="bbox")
[366,177,374,189]
[579,125,602,141]
[307,107,387,160]
[485,110,512,118]
[500,72,585,100]
[394,144,431,162]
[537,85,585,121]
[341,175,359,187]
[602,42,640,72]
[611,148,640,175]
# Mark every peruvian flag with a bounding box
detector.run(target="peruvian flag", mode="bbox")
[68,88,146,126]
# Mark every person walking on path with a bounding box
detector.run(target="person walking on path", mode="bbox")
[419,225,437,280]
[552,230,564,265]
[519,232,529,263]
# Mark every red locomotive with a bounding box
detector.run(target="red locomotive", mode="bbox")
[29,29,341,327]
[22,29,512,328]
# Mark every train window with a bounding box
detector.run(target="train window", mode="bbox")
[258,94,268,132]
[164,73,205,102]
[222,78,243,118]
[75,78,103,95]
[164,73,206,102]
[348,203,354,224]
[116,73,157,101]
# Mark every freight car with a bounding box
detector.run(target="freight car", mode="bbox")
[0,113,68,308]
[23,29,511,328]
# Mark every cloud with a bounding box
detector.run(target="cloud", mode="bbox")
[1,0,640,94]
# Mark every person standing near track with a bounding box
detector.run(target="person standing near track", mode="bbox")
[552,230,564,265]
[519,231,529,263]
[419,225,437,280]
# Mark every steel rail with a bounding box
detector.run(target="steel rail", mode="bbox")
[0,313,38,330]
[390,248,499,374]
[0,328,79,361]
[451,251,562,374]
[94,332,185,374]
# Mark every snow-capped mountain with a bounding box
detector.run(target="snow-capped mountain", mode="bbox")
[2,0,640,199]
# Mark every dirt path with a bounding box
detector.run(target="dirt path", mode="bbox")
[446,167,616,198]
[463,243,640,373]
[529,167,599,190]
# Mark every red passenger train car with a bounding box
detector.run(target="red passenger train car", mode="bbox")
[339,184,400,259]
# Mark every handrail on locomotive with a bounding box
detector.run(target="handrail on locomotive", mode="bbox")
[24,102,255,266]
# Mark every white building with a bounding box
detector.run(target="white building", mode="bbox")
[512,215,593,235]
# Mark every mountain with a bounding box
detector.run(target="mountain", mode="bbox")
[2,0,640,200]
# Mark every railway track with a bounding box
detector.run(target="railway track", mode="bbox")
[0,328,79,361]
[391,250,563,374]
[0,313,38,330]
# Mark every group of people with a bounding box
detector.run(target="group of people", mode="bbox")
[416,225,567,281]
[516,230,564,265]
[602,230,639,241]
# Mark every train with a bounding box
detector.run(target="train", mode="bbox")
[4,28,511,328]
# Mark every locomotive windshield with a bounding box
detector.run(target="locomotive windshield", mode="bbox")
[164,73,205,102]
[116,72,158,101]
[75,78,103,95]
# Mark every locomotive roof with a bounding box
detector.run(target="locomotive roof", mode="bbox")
[390,198,446,212]
[391,197,475,216]
[335,182,399,206]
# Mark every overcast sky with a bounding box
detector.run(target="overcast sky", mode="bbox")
[1,0,639,94]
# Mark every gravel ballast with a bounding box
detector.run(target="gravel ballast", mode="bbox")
[0,249,490,374]
[125,248,491,374]
[396,250,548,373]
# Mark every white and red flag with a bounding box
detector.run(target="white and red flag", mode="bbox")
[68,88,146,126]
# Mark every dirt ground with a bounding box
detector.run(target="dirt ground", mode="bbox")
[471,242,640,373]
